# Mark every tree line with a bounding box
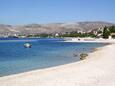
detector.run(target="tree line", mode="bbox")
[103,26,115,38]
[20,25,115,38]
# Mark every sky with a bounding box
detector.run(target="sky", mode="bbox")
[0,0,115,25]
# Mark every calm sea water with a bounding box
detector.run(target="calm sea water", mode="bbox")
[0,38,107,76]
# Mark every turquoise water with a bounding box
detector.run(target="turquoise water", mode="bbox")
[0,38,107,76]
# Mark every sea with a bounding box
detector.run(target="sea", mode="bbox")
[0,38,107,77]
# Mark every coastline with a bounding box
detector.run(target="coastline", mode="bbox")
[63,37,115,43]
[0,43,115,86]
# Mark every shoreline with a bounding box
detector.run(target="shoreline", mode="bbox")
[63,37,115,43]
[0,43,115,86]
[0,42,108,78]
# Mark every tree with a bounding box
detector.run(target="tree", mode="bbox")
[109,26,115,33]
[102,26,110,39]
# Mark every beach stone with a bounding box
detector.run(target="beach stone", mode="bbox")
[80,53,88,60]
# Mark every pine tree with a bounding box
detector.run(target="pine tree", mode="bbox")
[103,26,110,39]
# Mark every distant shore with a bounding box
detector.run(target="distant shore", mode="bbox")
[64,37,115,43]
[0,43,115,86]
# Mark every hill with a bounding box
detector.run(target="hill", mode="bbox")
[0,21,114,35]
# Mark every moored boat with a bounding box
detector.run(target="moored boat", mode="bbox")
[24,43,32,48]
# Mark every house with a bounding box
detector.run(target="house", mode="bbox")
[54,33,59,37]
[90,29,98,35]
[111,33,115,38]
[77,30,85,34]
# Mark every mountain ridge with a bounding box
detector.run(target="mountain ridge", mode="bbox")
[0,21,114,35]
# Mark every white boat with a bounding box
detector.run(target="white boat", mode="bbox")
[24,43,32,48]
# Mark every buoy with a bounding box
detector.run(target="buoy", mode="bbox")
[24,43,32,48]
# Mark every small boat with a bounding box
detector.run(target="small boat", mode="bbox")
[24,43,32,48]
